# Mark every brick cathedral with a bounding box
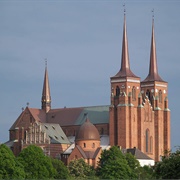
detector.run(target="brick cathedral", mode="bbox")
[5,15,170,166]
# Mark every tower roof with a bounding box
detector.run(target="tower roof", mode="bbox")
[41,63,51,111]
[75,118,100,141]
[112,15,138,79]
[142,18,164,82]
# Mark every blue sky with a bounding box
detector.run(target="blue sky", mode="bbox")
[0,1,180,150]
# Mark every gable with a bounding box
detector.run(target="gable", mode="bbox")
[9,107,46,130]
[68,145,87,162]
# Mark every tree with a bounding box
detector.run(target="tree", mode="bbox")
[96,146,133,179]
[17,145,55,179]
[154,148,180,179]
[138,165,154,180]
[68,158,96,179]
[0,144,25,179]
[51,158,70,179]
[125,152,140,179]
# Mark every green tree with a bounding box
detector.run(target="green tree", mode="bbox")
[0,144,25,179]
[125,152,140,179]
[51,158,70,179]
[96,146,132,179]
[138,165,154,180]
[68,158,96,179]
[17,145,55,179]
[154,148,180,179]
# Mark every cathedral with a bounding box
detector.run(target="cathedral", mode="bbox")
[5,14,170,166]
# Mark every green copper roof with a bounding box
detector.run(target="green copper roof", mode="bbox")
[75,106,109,125]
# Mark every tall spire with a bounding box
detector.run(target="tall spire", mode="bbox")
[113,14,138,78]
[41,60,51,112]
[142,18,164,82]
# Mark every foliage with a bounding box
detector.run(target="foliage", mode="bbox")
[17,145,55,179]
[96,146,133,179]
[138,165,154,180]
[51,158,70,179]
[68,158,96,179]
[154,148,180,179]
[125,152,141,179]
[0,144,25,179]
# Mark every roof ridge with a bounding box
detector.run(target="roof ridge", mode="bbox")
[76,145,87,158]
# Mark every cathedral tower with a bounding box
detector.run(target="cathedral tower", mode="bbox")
[109,14,141,148]
[41,63,51,113]
[141,18,170,161]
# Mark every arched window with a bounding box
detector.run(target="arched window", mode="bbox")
[84,143,86,148]
[92,143,95,148]
[159,90,162,103]
[145,129,150,153]
[132,86,136,100]
[116,86,120,96]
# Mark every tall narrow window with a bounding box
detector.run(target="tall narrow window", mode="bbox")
[145,129,150,153]
[116,86,120,96]
[132,86,136,100]
[84,143,86,148]
[159,90,162,103]
[92,143,95,148]
[101,128,104,135]
[150,136,153,153]
[146,89,153,104]
[146,90,151,100]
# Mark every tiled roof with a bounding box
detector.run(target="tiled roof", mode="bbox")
[123,148,153,160]
[9,111,24,130]
[4,140,17,148]
[74,146,101,159]
[41,123,70,144]
[76,145,87,158]
[10,105,109,133]
[47,105,109,126]
[29,108,46,122]
[9,107,46,130]
[63,135,109,155]
[92,147,102,159]
[47,107,83,126]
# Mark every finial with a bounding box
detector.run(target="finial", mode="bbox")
[152,8,154,20]
[45,58,47,68]
[26,102,29,107]
[123,3,126,15]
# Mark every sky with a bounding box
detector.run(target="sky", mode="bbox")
[0,0,180,151]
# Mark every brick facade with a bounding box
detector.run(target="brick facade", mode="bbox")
[7,15,170,164]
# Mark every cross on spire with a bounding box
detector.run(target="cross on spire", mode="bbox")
[123,3,126,15]
[152,8,154,20]
[45,58,47,68]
